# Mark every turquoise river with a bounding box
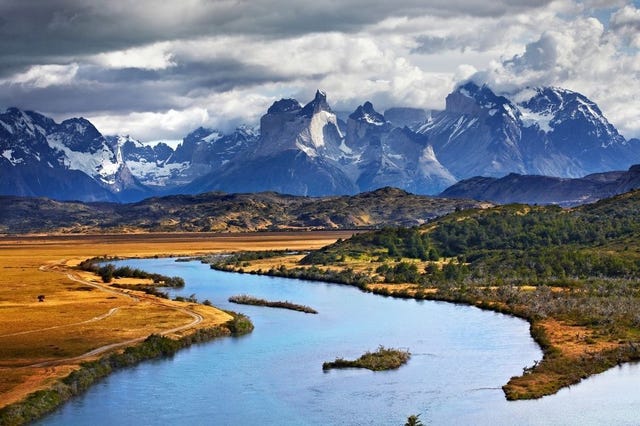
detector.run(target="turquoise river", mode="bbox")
[38,258,640,425]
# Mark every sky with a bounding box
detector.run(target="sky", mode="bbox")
[0,0,639,142]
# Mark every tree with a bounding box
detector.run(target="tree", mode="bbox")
[405,414,423,426]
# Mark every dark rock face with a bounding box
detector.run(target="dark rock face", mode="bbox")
[518,87,636,174]
[419,82,527,179]
[187,149,357,196]
[440,165,640,206]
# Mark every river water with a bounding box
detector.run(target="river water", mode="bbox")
[38,258,640,425]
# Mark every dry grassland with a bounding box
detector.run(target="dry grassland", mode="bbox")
[0,231,351,409]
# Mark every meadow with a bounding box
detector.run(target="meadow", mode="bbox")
[0,231,351,410]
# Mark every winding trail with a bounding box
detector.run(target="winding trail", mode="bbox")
[27,260,205,368]
[0,307,121,338]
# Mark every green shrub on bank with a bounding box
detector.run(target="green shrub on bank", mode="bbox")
[224,312,254,336]
[78,258,185,287]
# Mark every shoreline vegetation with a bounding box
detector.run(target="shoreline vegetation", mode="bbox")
[228,294,318,314]
[4,202,640,421]
[0,312,253,425]
[322,346,411,371]
[203,192,640,401]
[208,250,640,400]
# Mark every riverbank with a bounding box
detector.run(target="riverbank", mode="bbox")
[0,317,252,425]
[204,251,640,400]
[0,231,352,417]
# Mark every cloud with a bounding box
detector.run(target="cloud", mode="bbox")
[475,11,640,137]
[0,0,638,141]
[90,89,276,140]
[0,0,555,74]
[610,5,640,47]
[92,43,176,70]
[90,107,211,141]
[3,63,79,88]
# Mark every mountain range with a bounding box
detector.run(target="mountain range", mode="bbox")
[2,82,639,202]
[0,187,489,234]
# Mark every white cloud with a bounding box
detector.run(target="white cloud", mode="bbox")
[88,88,277,140]
[610,5,640,48]
[4,63,79,88]
[475,10,640,138]
[92,43,176,70]
[1,0,639,140]
[91,107,210,141]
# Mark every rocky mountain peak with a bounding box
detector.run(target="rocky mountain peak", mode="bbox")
[349,101,385,125]
[299,89,332,118]
[446,81,518,121]
[384,108,428,129]
[184,127,217,143]
[56,117,105,153]
[0,108,56,137]
[267,98,302,115]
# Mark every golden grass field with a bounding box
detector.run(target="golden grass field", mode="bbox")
[0,231,353,409]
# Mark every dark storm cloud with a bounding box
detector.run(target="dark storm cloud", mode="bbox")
[0,0,554,74]
[0,80,179,115]
[1,57,296,115]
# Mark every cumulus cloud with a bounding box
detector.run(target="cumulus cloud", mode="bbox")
[475,11,640,137]
[90,107,211,141]
[610,5,640,48]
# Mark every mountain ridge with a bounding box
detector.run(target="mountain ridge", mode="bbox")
[441,164,640,206]
[2,81,639,202]
[0,187,490,234]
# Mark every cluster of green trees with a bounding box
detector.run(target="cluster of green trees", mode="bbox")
[375,262,420,283]
[78,258,185,287]
[303,227,439,264]
[262,265,372,289]
[304,197,640,286]
[209,259,372,289]
[214,250,297,265]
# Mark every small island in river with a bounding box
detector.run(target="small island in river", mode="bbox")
[229,294,318,314]
[323,346,411,371]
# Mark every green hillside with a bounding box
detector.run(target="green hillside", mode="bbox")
[294,190,640,399]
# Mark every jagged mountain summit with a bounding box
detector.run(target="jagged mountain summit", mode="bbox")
[186,91,456,196]
[0,108,148,201]
[1,82,639,202]
[419,82,640,180]
[185,90,357,196]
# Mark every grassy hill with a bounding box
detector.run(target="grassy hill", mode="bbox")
[0,187,489,234]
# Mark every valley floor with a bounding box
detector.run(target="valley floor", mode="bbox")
[0,231,350,411]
